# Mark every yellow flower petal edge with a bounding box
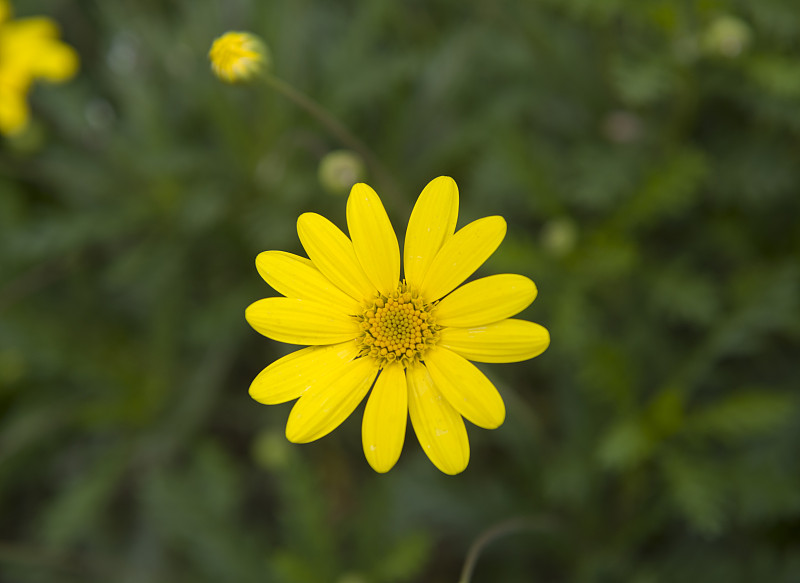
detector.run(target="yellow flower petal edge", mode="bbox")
[434,274,538,328]
[423,346,505,429]
[249,341,359,404]
[419,215,507,302]
[347,183,401,296]
[297,212,375,301]
[439,319,551,363]
[286,356,379,443]
[0,90,29,136]
[250,341,359,404]
[407,361,470,475]
[404,176,459,289]
[256,251,361,314]
[362,362,407,473]
[29,36,79,82]
[0,7,78,136]
[245,297,360,345]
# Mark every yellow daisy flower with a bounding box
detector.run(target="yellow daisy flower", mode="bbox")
[208,31,268,84]
[0,0,78,135]
[246,177,550,474]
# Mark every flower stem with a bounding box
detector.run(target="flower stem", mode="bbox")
[458,516,556,583]
[262,74,403,208]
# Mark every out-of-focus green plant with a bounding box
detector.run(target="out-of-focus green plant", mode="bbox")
[1,0,799,582]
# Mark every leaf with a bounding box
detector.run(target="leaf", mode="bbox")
[40,448,127,549]
[372,531,432,583]
[620,149,707,230]
[597,418,654,470]
[688,390,796,441]
[644,386,685,438]
[662,453,727,536]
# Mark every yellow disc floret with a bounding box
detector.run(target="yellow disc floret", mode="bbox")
[357,283,439,366]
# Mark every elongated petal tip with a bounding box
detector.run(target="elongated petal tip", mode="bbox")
[428,176,457,195]
[420,215,507,301]
[434,273,538,328]
[404,177,459,289]
[245,297,359,345]
[362,364,407,473]
[347,183,400,295]
[296,211,376,301]
[406,362,470,475]
[248,342,359,405]
[425,347,506,429]
[439,320,550,363]
[285,358,378,443]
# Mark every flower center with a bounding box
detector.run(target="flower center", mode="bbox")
[357,283,439,366]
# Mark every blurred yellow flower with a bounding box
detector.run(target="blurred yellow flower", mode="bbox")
[0,0,78,136]
[246,177,550,474]
[209,31,268,83]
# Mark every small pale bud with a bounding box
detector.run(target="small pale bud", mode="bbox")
[541,217,578,257]
[702,16,752,58]
[251,430,290,470]
[318,150,366,195]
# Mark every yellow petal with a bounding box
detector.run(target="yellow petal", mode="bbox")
[249,341,359,404]
[419,216,507,302]
[434,274,537,327]
[362,362,407,473]
[3,19,77,80]
[439,319,550,363]
[406,360,469,475]
[31,41,79,82]
[423,347,505,429]
[286,356,379,443]
[346,183,400,296]
[297,212,376,301]
[404,177,459,290]
[245,297,360,345]
[7,17,58,39]
[255,250,361,314]
[0,88,30,136]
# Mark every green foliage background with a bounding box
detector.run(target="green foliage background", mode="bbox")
[2,0,799,581]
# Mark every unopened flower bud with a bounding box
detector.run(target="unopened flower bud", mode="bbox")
[541,217,578,257]
[318,150,366,195]
[702,16,751,58]
[209,31,268,83]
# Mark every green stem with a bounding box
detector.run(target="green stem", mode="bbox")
[262,74,403,209]
[458,516,556,583]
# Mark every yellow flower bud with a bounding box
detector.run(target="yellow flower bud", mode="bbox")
[208,31,268,83]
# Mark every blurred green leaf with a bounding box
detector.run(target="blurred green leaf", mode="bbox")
[688,390,795,441]
[663,453,727,536]
[598,418,654,470]
[40,448,128,549]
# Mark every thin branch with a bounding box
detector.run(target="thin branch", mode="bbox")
[458,516,556,583]
[262,73,404,210]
